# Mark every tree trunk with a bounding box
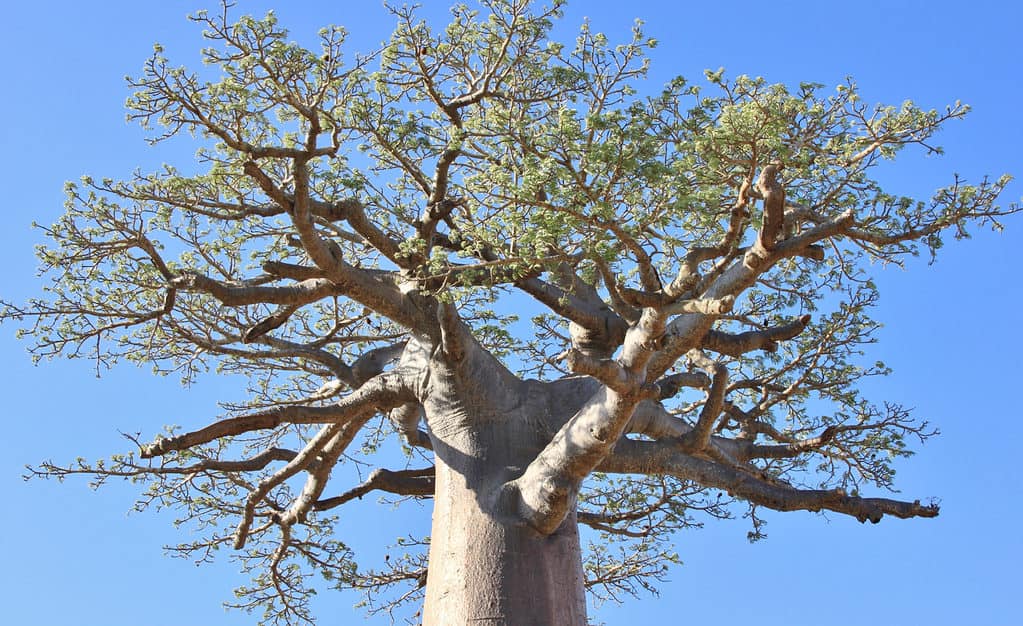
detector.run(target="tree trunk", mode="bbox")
[412,335,593,625]
[422,455,588,625]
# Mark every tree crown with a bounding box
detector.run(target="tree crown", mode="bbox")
[3,1,1017,623]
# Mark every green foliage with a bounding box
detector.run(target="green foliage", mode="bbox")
[4,1,1017,624]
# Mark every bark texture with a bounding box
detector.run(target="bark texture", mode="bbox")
[424,459,587,625]
[409,331,595,624]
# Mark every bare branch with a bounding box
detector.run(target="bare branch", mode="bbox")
[655,372,711,400]
[243,305,300,343]
[601,439,939,523]
[170,273,342,307]
[142,370,414,458]
[314,467,436,511]
[678,352,728,453]
[234,420,347,549]
[755,162,785,252]
[702,314,811,357]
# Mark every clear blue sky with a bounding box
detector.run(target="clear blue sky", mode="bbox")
[1,1,1020,624]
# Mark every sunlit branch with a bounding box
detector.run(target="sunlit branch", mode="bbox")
[654,371,711,400]
[29,446,301,481]
[142,371,414,458]
[170,272,342,307]
[702,314,811,357]
[314,467,436,511]
[678,351,728,453]
[243,305,300,343]
[275,414,373,528]
[234,421,343,549]
[601,439,939,523]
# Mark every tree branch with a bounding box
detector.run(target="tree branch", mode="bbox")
[314,467,436,511]
[600,439,939,523]
[649,209,855,381]
[234,420,348,549]
[678,352,728,453]
[142,370,415,458]
[274,414,374,529]
[755,162,785,252]
[170,273,341,307]
[702,314,811,357]
[654,372,711,400]
[243,305,300,343]
[509,308,667,534]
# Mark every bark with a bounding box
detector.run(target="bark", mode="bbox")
[406,331,594,625]
[424,455,587,625]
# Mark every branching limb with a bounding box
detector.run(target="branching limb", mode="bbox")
[432,229,628,356]
[741,426,840,460]
[624,401,744,464]
[593,256,640,323]
[234,421,345,549]
[664,178,752,299]
[650,209,855,380]
[511,308,668,534]
[601,439,938,523]
[678,351,728,453]
[770,210,856,260]
[240,159,432,333]
[314,467,435,511]
[274,414,374,529]
[654,372,711,400]
[518,277,626,341]
[142,370,415,458]
[702,314,811,357]
[29,446,301,481]
[141,406,352,459]
[170,273,343,307]
[243,305,300,343]
[755,162,785,252]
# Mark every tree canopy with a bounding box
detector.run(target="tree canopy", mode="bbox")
[3,1,1017,624]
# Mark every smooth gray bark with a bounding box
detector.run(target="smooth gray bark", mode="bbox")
[408,331,594,625]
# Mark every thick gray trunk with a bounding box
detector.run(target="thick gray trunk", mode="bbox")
[422,456,587,625]
[402,331,595,625]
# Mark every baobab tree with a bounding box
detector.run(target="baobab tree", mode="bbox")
[4,1,1017,624]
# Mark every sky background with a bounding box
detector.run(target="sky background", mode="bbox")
[1,1,1020,625]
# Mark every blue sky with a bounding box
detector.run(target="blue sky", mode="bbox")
[1,1,1020,624]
